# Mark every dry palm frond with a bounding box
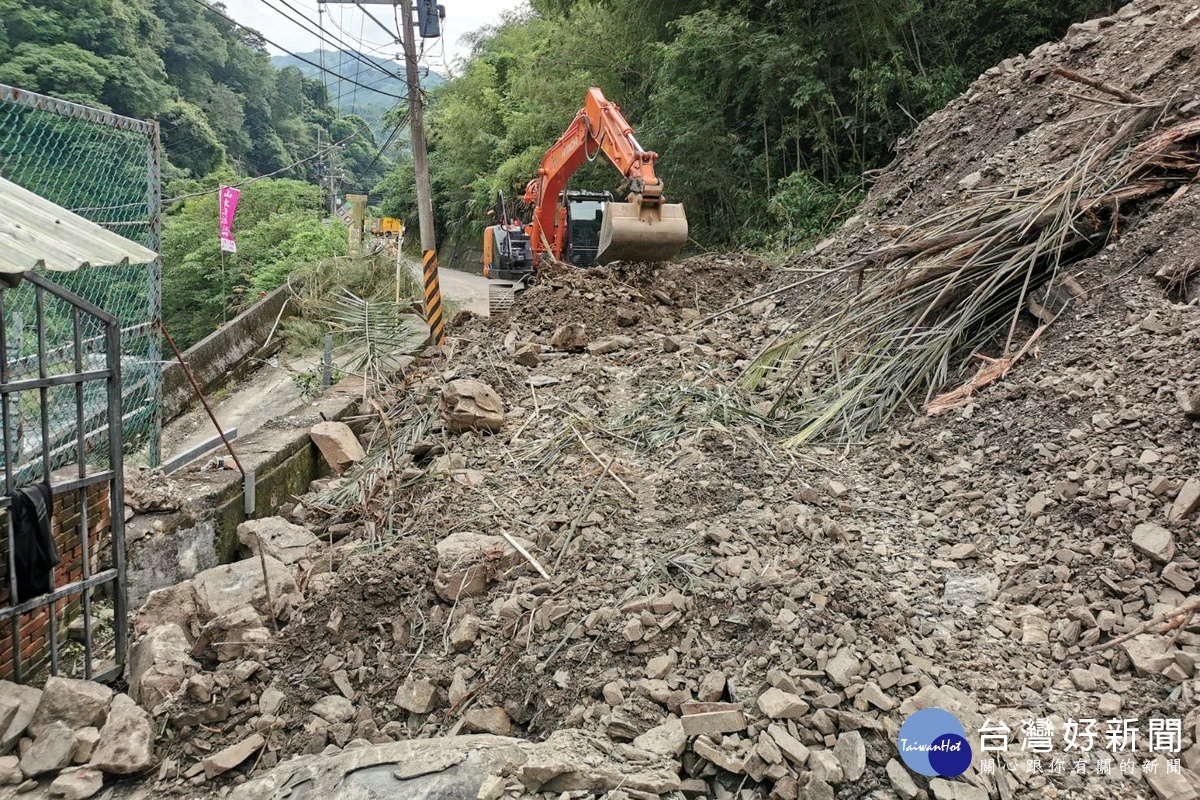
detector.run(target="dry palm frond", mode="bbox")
[748,77,1200,446]
[319,289,428,394]
[602,383,777,454]
[308,400,438,519]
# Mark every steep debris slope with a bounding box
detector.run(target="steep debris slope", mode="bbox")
[114,3,1200,800]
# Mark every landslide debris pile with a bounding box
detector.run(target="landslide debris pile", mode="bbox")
[96,3,1199,800]
[751,57,1200,443]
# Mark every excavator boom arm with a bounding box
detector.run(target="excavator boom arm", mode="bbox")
[523,88,683,263]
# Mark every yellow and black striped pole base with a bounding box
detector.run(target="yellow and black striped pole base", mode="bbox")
[422,249,446,345]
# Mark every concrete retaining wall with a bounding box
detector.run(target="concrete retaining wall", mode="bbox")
[162,286,295,422]
[126,379,363,607]
[438,235,484,276]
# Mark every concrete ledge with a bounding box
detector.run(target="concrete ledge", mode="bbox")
[128,377,366,605]
[162,286,295,422]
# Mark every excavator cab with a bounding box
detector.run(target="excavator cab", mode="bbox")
[484,192,534,314]
[563,190,613,266]
[483,191,533,281]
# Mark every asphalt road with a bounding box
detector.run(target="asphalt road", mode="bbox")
[412,262,490,317]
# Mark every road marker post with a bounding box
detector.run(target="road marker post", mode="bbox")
[422,249,446,344]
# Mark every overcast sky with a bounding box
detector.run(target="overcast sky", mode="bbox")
[220,0,529,73]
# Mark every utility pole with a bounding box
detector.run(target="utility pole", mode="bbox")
[398,0,444,345]
[316,0,446,345]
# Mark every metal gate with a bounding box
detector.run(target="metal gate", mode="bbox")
[0,82,162,466]
[0,272,126,683]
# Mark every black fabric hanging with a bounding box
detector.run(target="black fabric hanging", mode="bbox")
[6,483,58,601]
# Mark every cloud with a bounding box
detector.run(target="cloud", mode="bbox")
[219,0,528,66]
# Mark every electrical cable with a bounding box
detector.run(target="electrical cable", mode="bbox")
[355,2,401,43]
[82,106,399,213]
[356,112,410,177]
[351,12,365,112]
[318,5,330,108]
[261,0,406,84]
[187,0,405,100]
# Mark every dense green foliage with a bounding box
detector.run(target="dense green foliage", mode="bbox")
[397,0,1119,248]
[161,178,346,346]
[0,0,407,346]
[0,0,392,186]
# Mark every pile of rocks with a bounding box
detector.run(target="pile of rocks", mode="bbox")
[91,3,1199,798]
[0,676,153,799]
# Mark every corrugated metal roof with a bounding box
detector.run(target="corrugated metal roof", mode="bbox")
[0,175,158,274]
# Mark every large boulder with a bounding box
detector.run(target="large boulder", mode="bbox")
[89,694,154,775]
[237,517,323,568]
[48,766,104,800]
[193,556,298,622]
[309,422,366,474]
[549,323,588,352]
[194,606,272,663]
[0,680,38,753]
[28,678,111,738]
[229,731,680,800]
[434,532,534,602]
[521,729,680,794]
[439,380,505,434]
[20,722,75,777]
[128,623,198,712]
[132,580,200,639]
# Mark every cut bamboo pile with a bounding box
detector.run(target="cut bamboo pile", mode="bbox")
[746,69,1200,445]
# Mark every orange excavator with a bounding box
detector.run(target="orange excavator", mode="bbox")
[483,88,688,313]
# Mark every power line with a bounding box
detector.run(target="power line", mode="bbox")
[335,6,344,113]
[357,115,408,177]
[186,0,406,100]
[355,2,401,43]
[352,13,365,111]
[259,0,407,85]
[318,5,329,108]
[78,107,401,214]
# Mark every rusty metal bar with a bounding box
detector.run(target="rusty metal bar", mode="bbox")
[0,290,19,682]
[147,121,163,468]
[74,308,94,680]
[158,321,245,477]
[105,315,127,674]
[34,286,60,676]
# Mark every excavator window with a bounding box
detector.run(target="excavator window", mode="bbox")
[566,197,606,266]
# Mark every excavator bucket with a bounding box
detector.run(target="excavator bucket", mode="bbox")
[597,202,688,264]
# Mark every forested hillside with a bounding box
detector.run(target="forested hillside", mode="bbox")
[270,50,443,136]
[0,0,408,346]
[405,0,1122,248]
[0,0,391,185]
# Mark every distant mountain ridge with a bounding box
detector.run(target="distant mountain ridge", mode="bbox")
[270,50,443,122]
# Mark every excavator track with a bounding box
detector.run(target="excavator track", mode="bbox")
[488,282,517,316]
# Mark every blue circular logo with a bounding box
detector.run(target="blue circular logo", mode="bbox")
[897,708,973,777]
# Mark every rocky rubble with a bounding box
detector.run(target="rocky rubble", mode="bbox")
[0,676,154,797]
[72,1,1200,798]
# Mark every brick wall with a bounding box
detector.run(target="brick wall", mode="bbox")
[0,482,111,680]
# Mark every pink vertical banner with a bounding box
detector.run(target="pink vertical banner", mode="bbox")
[218,185,241,253]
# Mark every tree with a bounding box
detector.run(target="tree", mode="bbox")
[0,43,112,106]
[397,0,1118,248]
[160,100,226,176]
[161,178,346,346]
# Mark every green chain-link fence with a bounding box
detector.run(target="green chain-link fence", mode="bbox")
[0,84,162,478]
